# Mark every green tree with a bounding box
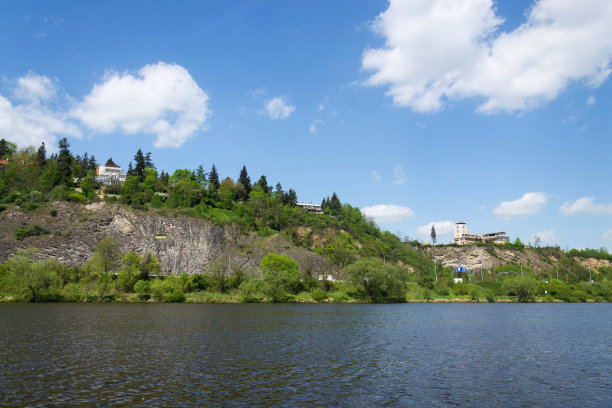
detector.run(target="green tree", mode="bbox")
[256,175,271,195]
[346,257,407,302]
[260,253,301,301]
[502,277,538,302]
[0,138,17,159]
[6,249,60,301]
[139,251,162,280]
[237,165,251,199]
[209,164,220,192]
[37,142,46,167]
[94,237,121,274]
[118,251,141,292]
[431,225,437,245]
[79,170,98,198]
[57,137,73,185]
[133,149,148,182]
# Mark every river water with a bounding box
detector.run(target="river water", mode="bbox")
[1,303,610,407]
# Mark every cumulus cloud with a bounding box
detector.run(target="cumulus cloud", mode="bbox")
[14,73,57,103]
[362,0,612,113]
[560,197,612,215]
[71,62,210,148]
[392,164,406,185]
[493,192,549,219]
[417,220,454,237]
[0,74,80,152]
[361,204,416,223]
[528,229,558,246]
[265,97,295,119]
[309,119,324,133]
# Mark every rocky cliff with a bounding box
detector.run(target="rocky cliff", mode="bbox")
[0,201,325,276]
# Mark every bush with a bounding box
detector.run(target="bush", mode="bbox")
[14,224,50,240]
[134,280,150,301]
[49,209,57,217]
[150,278,175,301]
[239,279,262,302]
[162,290,186,303]
[66,192,87,203]
[311,288,327,302]
[25,203,38,211]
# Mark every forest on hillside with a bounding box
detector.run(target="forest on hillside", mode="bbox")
[1,137,612,303]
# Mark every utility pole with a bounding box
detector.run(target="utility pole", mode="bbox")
[521,262,523,279]
[556,263,559,281]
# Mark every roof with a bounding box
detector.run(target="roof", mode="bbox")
[104,158,120,168]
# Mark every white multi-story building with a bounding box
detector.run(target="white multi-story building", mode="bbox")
[96,158,126,185]
[452,222,509,245]
[296,202,323,213]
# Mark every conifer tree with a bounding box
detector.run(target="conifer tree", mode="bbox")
[238,165,251,194]
[431,225,437,245]
[256,175,271,194]
[209,164,220,191]
[37,142,46,166]
[133,149,146,181]
[57,138,73,184]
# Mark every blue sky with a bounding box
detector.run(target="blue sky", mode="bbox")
[1,0,612,250]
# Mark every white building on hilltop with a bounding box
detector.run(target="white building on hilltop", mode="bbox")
[96,158,127,185]
[296,202,323,213]
[452,222,509,245]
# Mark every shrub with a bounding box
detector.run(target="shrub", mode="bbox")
[311,288,327,302]
[150,278,175,301]
[134,280,150,301]
[49,209,57,217]
[331,291,349,302]
[14,224,50,240]
[66,192,87,203]
[191,274,211,291]
[239,279,262,302]
[25,203,38,211]
[162,290,186,303]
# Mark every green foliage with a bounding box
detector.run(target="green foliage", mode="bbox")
[502,278,538,302]
[311,288,327,302]
[239,279,262,302]
[14,224,49,240]
[117,251,141,292]
[134,280,150,300]
[163,290,186,302]
[345,257,408,302]
[94,237,121,274]
[260,253,301,301]
[5,249,61,301]
[567,247,612,262]
[150,278,176,301]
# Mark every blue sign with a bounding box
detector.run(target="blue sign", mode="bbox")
[455,267,466,273]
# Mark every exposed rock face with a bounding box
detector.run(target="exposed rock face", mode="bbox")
[0,202,328,277]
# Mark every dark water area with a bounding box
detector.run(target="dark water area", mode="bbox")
[1,303,611,407]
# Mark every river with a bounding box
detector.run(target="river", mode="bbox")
[1,303,610,407]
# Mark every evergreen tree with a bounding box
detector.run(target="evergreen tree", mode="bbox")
[209,164,220,191]
[431,225,437,245]
[133,149,146,182]
[256,175,271,195]
[37,142,46,167]
[285,188,297,206]
[329,192,341,215]
[57,138,73,184]
[195,165,208,188]
[88,155,97,172]
[127,161,134,176]
[0,138,17,159]
[238,165,251,195]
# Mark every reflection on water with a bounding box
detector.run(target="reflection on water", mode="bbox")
[1,303,611,407]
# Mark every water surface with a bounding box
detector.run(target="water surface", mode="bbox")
[1,303,610,407]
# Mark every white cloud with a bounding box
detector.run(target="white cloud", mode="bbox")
[361,204,416,223]
[371,170,381,182]
[392,164,406,185]
[602,229,612,241]
[0,74,80,152]
[417,220,454,237]
[586,95,597,106]
[14,73,57,102]
[265,97,295,120]
[493,192,549,219]
[71,62,210,148]
[528,229,558,246]
[362,0,612,113]
[560,197,612,215]
[309,119,324,133]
